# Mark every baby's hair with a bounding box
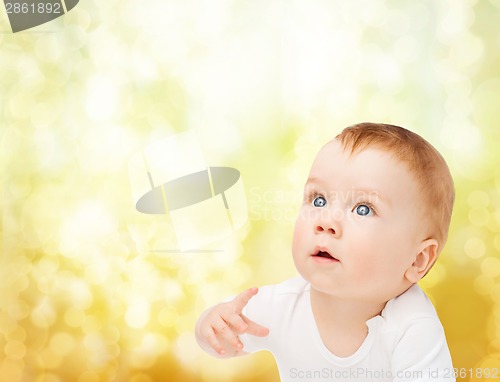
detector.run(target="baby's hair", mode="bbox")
[335,122,454,254]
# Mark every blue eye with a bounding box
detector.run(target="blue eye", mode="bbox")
[355,204,372,216]
[312,196,327,207]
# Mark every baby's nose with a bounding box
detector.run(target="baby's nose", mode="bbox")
[313,207,342,236]
[314,223,336,235]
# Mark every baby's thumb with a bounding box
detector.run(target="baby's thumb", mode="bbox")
[242,315,269,337]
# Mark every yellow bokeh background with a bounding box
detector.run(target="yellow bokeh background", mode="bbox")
[1,0,500,381]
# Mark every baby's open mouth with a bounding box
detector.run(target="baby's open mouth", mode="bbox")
[312,250,339,262]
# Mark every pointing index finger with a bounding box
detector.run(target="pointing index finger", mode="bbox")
[232,287,259,312]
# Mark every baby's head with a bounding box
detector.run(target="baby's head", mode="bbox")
[292,122,454,303]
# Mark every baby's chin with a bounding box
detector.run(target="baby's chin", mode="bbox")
[304,274,392,302]
[299,271,338,293]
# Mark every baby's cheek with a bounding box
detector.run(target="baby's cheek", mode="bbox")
[292,217,305,240]
[351,254,383,281]
[291,229,303,255]
[352,262,376,283]
[291,222,308,260]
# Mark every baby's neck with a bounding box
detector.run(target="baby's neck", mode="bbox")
[309,288,387,356]
[310,287,386,328]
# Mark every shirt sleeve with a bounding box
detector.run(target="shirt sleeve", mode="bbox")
[391,318,456,382]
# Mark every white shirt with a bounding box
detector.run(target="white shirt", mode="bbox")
[240,277,455,382]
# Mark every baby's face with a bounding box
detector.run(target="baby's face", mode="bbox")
[292,140,426,304]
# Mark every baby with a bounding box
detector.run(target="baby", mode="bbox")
[195,123,455,382]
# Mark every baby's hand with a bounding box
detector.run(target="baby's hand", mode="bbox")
[195,287,269,357]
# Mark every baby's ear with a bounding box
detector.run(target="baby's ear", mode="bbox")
[404,239,439,284]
